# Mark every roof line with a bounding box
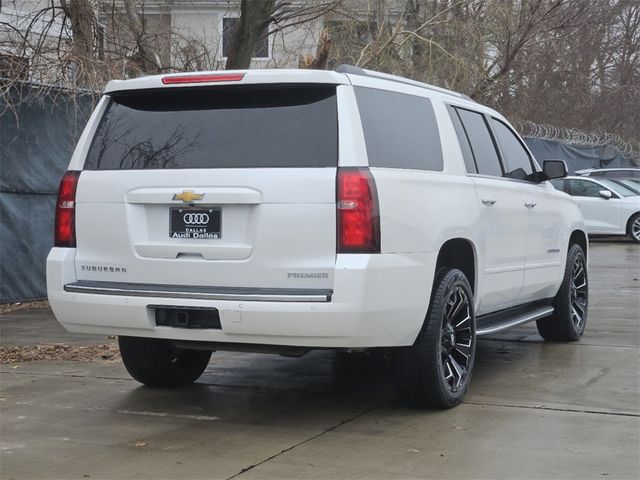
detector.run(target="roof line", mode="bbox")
[335,64,473,101]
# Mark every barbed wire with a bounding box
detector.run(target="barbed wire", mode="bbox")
[517,120,639,160]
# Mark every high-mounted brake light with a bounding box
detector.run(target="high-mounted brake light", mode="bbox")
[54,171,80,247]
[161,73,245,84]
[337,168,381,253]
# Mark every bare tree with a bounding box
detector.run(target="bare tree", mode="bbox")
[0,0,637,154]
[299,28,333,68]
[324,0,638,155]
[121,0,162,73]
[59,0,96,61]
[225,0,343,69]
[225,0,276,69]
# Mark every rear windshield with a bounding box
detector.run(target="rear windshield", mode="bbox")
[84,85,337,170]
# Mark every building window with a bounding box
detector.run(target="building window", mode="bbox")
[222,17,269,58]
[0,54,29,80]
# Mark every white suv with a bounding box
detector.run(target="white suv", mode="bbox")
[47,66,589,409]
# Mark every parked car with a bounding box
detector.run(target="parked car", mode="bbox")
[47,66,589,409]
[551,176,640,243]
[575,167,640,179]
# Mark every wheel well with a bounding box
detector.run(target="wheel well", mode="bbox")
[569,230,588,259]
[626,212,640,233]
[436,239,476,293]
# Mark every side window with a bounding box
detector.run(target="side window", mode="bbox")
[447,105,477,173]
[567,180,604,197]
[456,108,503,177]
[490,118,535,181]
[551,179,568,193]
[354,87,444,171]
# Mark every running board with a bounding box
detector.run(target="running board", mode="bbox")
[476,304,554,336]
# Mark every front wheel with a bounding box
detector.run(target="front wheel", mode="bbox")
[118,336,211,387]
[392,268,476,409]
[536,243,588,341]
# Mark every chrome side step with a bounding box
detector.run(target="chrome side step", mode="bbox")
[476,305,554,336]
[64,281,332,303]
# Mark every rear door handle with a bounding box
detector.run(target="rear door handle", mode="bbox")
[525,201,537,209]
[481,198,496,206]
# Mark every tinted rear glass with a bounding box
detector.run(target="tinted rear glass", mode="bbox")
[354,87,443,171]
[84,85,337,170]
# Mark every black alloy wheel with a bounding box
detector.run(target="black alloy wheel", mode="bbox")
[569,253,588,332]
[537,243,588,341]
[393,268,476,409]
[440,285,474,394]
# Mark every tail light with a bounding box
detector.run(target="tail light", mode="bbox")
[337,167,381,253]
[54,171,80,247]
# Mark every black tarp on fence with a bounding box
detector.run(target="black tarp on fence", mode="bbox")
[1,83,97,302]
[523,137,636,173]
[0,83,638,302]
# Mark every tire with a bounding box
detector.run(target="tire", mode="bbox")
[627,213,640,244]
[536,243,588,341]
[392,268,476,409]
[118,336,211,387]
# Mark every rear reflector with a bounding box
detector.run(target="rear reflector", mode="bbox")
[337,168,381,253]
[161,73,245,84]
[54,171,80,247]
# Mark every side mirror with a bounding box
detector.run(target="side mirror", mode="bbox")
[598,190,613,200]
[542,160,568,180]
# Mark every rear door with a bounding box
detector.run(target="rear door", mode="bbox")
[449,106,527,314]
[74,84,338,290]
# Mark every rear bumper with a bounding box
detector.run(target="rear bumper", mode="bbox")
[47,248,436,348]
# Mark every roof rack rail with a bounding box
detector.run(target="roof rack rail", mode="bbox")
[335,64,473,101]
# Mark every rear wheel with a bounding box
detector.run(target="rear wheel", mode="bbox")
[536,243,588,341]
[628,213,640,243]
[392,268,476,409]
[118,336,211,387]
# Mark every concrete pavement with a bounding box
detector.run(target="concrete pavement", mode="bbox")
[1,241,639,479]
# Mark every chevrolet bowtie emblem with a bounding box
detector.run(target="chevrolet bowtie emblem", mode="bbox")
[173,190,205,203]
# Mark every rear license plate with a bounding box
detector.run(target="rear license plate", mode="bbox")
[170,207,221,239]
